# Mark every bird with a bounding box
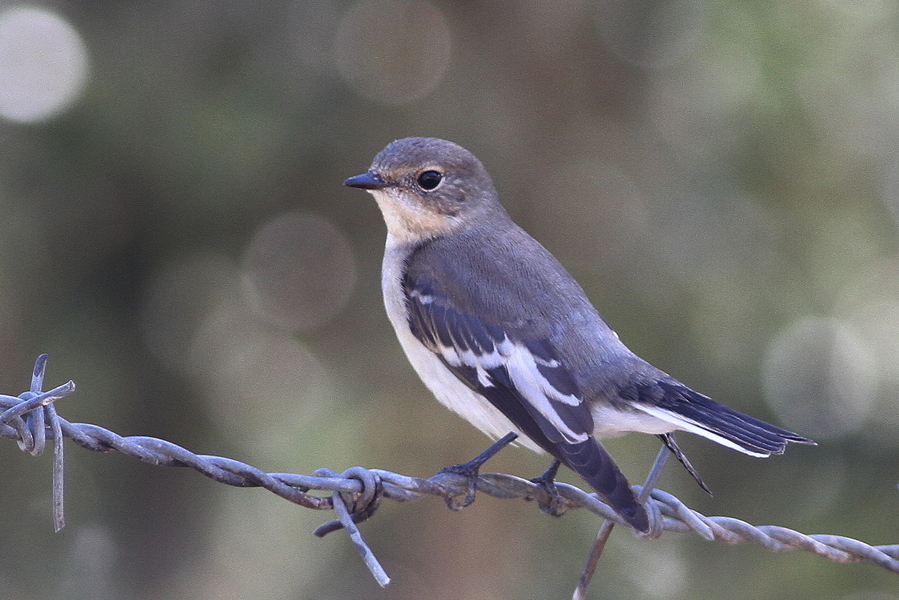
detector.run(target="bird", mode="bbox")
[344,137,813,532]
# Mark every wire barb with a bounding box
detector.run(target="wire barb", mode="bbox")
[573,444,671,600]
[2,355,897,590]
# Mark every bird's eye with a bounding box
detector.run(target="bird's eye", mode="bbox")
[416,170,443,191]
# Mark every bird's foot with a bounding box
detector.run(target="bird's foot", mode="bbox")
[438,432,517,510]
[529,459,568,516]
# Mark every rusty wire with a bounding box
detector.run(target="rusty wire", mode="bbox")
[1,355,897,588]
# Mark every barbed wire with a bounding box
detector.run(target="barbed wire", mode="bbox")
[2,355,898,589]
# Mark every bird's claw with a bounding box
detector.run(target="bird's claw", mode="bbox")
[529,459,568,516]
[437,431,518,510]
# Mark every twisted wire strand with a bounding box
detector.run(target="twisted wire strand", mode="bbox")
[1,356,897,586]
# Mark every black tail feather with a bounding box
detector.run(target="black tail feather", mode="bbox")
[655,381,815,455]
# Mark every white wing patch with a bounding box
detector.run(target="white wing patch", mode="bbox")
[433,332,588,444]
[503,341,587,443]
[404,279,591,446]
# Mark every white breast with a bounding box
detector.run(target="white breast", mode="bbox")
[380,237,543,453]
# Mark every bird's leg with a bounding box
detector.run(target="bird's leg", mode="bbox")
[529,459,568,516]
[656,433,713,496]
[439,431,518,510]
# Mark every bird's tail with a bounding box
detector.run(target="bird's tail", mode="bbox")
[635,381,815,457]
[556,438,649,532]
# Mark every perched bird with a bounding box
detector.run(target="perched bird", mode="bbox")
[344,137,813,532]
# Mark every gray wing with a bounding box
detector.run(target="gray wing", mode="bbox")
[402,270,649,531]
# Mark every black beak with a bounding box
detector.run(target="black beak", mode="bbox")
[344,172,389,190]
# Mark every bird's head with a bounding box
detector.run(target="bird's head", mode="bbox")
[344,137,504,242]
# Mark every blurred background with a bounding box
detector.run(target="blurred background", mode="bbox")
[0,1,897,598]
